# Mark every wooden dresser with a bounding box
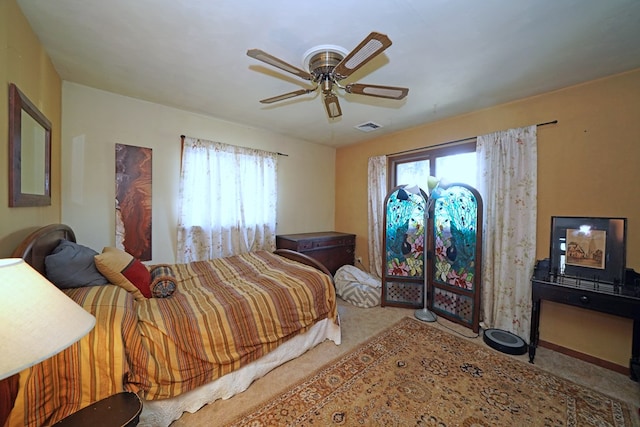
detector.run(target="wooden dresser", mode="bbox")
[276,232,355,275]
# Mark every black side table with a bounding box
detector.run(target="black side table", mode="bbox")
[53,392,142,427]
[529,276,640,381]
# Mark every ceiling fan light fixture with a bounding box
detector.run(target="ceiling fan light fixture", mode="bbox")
[302,45,348,72]
[248,32,408,119]
[324,93,342,118]
[322,77,333,93]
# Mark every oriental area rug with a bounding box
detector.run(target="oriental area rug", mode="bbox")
[226,317,633,427]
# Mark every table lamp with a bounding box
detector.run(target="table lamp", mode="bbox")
[0,258,96,425]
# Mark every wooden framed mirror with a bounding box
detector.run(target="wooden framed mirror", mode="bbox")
[8,83,51,207]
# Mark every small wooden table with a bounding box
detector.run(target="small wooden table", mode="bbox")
[53,392,142,427]
[529,274,640,381]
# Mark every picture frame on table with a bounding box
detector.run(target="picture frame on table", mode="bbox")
[550,216,627,284]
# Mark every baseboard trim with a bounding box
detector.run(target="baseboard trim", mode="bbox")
[538,340,629,376]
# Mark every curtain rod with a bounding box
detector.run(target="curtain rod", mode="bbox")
[180,135,289,157]
[386,120,558,157]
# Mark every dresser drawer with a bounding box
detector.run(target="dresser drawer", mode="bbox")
[311,235,355,249]
[297,240,314,250]
[533,280,640,319]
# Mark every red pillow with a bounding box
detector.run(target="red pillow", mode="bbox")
[122,259,152,298]
[94,247,152,300]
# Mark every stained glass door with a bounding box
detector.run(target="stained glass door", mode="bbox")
[429,183,483,332]
[381,185,428,308]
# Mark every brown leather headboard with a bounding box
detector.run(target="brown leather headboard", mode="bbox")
[11,224,76,277]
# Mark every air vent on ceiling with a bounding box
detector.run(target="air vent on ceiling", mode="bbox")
[355,121,383,132]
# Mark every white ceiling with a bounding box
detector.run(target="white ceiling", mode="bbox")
[16,0,640,147]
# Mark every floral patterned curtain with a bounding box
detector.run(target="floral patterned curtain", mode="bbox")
[177,137,277,262]
[367,155,387,278]
[476,126,537,341]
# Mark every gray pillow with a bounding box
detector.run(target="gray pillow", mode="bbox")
[45,240,109,289]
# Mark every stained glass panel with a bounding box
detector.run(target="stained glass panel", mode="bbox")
[432,186,478,290]
[385,187,426,279]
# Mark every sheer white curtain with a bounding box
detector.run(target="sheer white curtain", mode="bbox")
[367,155,387,278]
[476,126,537,341]
[177,137,277,262]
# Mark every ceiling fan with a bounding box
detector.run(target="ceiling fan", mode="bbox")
[247,32,409,119]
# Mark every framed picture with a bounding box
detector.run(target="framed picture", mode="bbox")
[115,143,152,261]
[550,216,627,284]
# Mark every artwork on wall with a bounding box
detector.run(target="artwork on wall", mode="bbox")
[550,216,626,284]
[115,144,152,260]
[565,228,606,269]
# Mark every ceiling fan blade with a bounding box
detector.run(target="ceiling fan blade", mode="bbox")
[333,32,392,80]
[247,49,312,81]
[323,93,342,118]
[259,88,315,104]
[345,83,409,100]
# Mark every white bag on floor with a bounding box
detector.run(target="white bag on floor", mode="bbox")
[334,265,381,308]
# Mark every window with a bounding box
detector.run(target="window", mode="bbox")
[389,140,476,190]
[177,137,277,261]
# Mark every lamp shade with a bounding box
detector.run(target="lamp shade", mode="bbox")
[0,258,96,380]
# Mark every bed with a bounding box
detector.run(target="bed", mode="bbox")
[6,224,340,427]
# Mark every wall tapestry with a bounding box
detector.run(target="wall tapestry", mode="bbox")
[115,143,152,260]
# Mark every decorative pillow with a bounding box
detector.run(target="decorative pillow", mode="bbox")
[94,247,151,300]
[149,265,177,298]
[334,265,381,308]
[45,240,109,289]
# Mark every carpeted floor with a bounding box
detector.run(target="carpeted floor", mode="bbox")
[225,317,633,426]
[172,300,640,426]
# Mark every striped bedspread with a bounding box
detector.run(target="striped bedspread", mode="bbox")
[8,251,337,426]
[132,250,338,399]
[9,284,140,426]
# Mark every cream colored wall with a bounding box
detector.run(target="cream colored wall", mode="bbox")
[335,69,640,368]
[0,0,62,257]
[61,82,335,263]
